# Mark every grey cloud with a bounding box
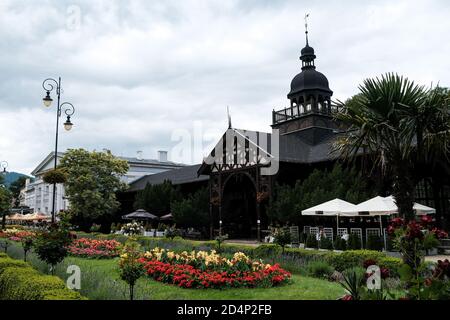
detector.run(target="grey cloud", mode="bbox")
[0,0,449,174]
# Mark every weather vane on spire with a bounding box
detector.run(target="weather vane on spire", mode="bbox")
[304,13,310,45]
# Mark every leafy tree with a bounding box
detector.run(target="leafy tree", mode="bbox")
[59,149,129,231]
[171,187,210,233]
[0,186,12,230]
[33,223,73,274]
[335,74,450,220]
[273,227,291,253]
[134,180,181,216]
[118,239,145,300]
[267,163,377,225]
[9,176,27,207]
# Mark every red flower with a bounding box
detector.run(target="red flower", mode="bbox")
[363,259,377,269]
[420,215,433,226]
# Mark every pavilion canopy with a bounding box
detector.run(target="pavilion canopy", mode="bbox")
[341,196,398,216]
[7,213,50,221]
[160,213,173,221]
[122,209,158,221]
[301,198,358,216]
[341,196,436,216]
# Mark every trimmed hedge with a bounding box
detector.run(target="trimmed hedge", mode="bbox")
[281,248,402,276]
[0,255,86,300]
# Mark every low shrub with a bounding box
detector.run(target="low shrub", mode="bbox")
[305,234,318,249]
[326,250,401,273]
[253,244,282,259]
[319,237,333,250]
[0,256,29,275]
[347,234,362,250]
[334,237,347,251]
[0,256,85,300]
[327,250,383,271]
[307,260,334,279]
[366,235,384,251]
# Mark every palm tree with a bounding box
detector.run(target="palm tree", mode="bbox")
[334,73,450,221]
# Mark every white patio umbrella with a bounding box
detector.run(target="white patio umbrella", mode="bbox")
[301,198,359,230]
[413,203,436,215]
[343,196,398,216]
[342,195,398,250]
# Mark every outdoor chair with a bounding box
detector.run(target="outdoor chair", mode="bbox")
[290,226,300,247]
[144,230,154,237]
[350,228,363,248]
[303,226,311,234]
[337,228,348,238]
[323,227,333,240]
[309,227,319,235]
[365,228,381,243]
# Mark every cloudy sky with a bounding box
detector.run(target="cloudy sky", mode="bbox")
[0,0,449,174]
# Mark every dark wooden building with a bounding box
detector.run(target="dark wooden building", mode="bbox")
[123,32,450,239]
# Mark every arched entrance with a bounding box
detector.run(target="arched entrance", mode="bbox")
[222,172,257,239]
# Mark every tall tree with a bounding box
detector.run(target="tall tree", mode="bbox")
[0,186,12,230]
[171,187,210,232]
[9,176,27,207]
[59,149,129,231]
[335,74,450,220]
[134,180,181,216]
[267,163,378,225]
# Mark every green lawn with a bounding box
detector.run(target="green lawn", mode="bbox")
[65,257,345,300]
[6,243,345,300]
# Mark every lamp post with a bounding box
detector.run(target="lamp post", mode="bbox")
[257,219,261,242]
[0,161,8,174]
[42,77,75,223]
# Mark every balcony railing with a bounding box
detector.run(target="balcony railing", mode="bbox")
[272,103,342,125]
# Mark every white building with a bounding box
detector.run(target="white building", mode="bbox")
[23,150,184,215]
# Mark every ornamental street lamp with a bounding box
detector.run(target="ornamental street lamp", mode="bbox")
[42,77,76,223]
[0,161,8,174]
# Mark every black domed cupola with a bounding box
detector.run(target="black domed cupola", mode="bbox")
[287,15,333,114]
[272,14,340,145]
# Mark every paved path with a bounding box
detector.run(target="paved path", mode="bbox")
[425,255,450,263]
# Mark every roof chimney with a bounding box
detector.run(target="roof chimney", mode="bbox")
[136,150,143,161]
[158,150,168,162]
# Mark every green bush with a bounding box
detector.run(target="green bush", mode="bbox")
[334,237,347,251]
[0,256,29,274]
[0,256,85,300]
[327,250,389,272]
[305,234,318,249]
[307,260,334,279]
[273,227,291,252]
[366,235,384,251]
[253,244,282,259]
[42,288,87,300]
[347,233,362,250]
[319,237,333,250]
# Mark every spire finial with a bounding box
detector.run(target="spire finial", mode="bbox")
[227,106,232,129]
[304,13,310,45]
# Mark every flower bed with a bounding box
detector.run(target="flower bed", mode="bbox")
[139,248,291,289]
[0,228,35,241]
[68,238,121,259]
